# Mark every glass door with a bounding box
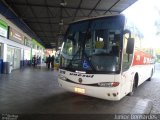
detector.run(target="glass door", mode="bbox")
[7,46,14,67]
[13,48,21,69]
[7,46,21,69]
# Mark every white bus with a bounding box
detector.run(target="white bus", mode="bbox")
[58,15,155,100]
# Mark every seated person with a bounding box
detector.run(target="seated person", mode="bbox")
[111,45,119,56]
[94,41,106,54]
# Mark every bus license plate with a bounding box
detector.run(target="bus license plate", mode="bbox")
[74,87,85,94]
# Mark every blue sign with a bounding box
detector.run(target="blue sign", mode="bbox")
[83,60,89,69]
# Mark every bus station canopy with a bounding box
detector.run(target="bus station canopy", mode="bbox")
[1,0,137,48]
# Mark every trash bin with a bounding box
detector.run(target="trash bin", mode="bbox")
[9,62,13,73]
[0,59,3,74]
[20,60,24,68]
[3,62,12,74]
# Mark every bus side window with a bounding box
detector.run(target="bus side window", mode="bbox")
[122,34,133,71]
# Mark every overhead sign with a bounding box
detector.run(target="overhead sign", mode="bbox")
[0,19,8,38]
[9,27,24,44]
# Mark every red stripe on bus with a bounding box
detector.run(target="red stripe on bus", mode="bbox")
[132,50,154,66]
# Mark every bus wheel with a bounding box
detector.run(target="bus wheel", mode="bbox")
[147,69,153,81]
[128,75,138,96]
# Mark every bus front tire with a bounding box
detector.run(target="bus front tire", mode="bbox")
[128,74,138,96]
[147,69,153,81]
[128,80,135,96]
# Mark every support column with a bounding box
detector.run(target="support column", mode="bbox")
[2,43,7,62]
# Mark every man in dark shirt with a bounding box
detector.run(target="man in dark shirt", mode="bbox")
[47,55,51,69]
[51,55,55,70]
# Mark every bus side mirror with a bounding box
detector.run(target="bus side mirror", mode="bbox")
[126,38,135,54]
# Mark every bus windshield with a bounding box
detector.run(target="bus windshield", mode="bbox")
[60,15,125,73]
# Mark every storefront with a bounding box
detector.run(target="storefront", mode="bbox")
[7,45,21,69]
[0,19,8,59]
[0,19,8,73]
[8,27,24,69]
[24,36,32,65]
[24,36,32,61]
[0,16,45,71]
[24,49,31,61]
[31,39,45,63]
[0,19,8,38]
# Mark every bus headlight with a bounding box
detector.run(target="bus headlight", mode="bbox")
[58,74,67,80]
[98,82,119,87]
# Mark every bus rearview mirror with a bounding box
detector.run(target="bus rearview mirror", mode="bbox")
[126,38,135,54]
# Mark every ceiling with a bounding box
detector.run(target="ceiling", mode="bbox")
[3,0,137,48]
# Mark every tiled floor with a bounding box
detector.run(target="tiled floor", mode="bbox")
[0,67,65,113]
[0,66,153,116]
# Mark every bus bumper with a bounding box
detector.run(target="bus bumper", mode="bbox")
[58,78,122,101]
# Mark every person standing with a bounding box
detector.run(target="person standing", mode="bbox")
[51,55,55,70]
[47,55,51,69]
[32,55,37,67]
